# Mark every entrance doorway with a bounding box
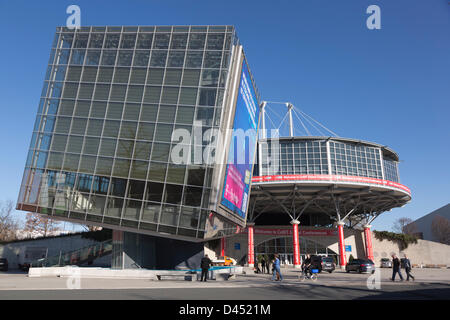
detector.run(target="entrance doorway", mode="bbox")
[254,236,338,265]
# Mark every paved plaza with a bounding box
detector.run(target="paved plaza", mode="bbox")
[0,267,449,300]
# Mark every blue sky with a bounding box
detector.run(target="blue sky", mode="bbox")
[0,0,449,232]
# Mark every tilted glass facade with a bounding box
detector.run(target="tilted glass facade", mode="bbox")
[17,25,244,240]
[258,138,400,183]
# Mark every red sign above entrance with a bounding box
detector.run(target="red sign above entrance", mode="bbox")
[242,228,337,237]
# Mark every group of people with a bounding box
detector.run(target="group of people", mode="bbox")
[391,253,415,282]
[199,252,416,283]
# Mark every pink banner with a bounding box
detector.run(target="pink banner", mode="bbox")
[223,164,245,209]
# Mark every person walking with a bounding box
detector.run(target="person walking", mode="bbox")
[391,254,404,282]
[271,254,283,281]
[403,254,415,281]
[200,254,212,282]
[261,257,266,274]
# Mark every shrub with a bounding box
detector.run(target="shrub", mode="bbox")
[373,230,418,250]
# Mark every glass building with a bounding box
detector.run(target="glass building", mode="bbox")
[257,137,400,182]
[17,25,261,242]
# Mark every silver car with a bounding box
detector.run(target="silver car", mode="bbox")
[380,258,392,268]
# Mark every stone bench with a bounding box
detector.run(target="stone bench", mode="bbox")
[156,272,196,281]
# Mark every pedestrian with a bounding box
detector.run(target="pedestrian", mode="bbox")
[254,260,261,273]
[261,257,266,274]
[391,254,404,282]
[200,254,212,282]
[403,254,415,281]
[271,254,283,281]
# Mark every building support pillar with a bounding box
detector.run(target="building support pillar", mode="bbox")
[220,237,226,257]
[247,222,255,267]
[363,224,374,261]
[291,219,301,268]
[337,221,347,268]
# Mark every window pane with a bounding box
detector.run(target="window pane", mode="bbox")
[151,143,170,161]
[99,138,117,156]
[179,88,197,105]
[90,101,107,117]
[148,162,167,182]
[67,135,83,153]
[82,137,99,155]
[170,33,188,49]
[188,33,206,50]
[96,157,113,175]
[70,118,87,135]
[116,139,134,158]
[150,50,167,67]
[86,119,103,136]
[119,121,137,139]
[185,51,203,68]
[133,51,150,67]
[134,141,152,159]
[147,68,164,84]
[167,51,185,68]
[113,159,131,178]
[164,69,182,85]
[182,69,200,86]
[137,123,155,140]
[203,51,222,68]
[136,33,153,49]
[140,104,158,122]
[123,103,141,121]
[74,100,91,116]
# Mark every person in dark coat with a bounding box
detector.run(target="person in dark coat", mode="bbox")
[200,254,212,282]
[403,254,415,281]
[391,254,404,281]
[261,257,267,274]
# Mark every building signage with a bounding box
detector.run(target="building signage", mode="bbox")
[251,174,411,194]
[345,245,352,252]
[242,228,337,237]
[221,58,260,220]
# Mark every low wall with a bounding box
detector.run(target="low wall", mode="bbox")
[28,266,244,280]
[371,237,450,267]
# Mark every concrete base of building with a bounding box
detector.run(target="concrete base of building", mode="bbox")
[28,266,244,280]
[248,264,254,267]
[293,264,301,269]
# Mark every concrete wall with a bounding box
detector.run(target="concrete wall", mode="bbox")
[371,237,450,267]
[0,235,104,269]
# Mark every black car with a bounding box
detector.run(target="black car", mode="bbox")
[345,259,375,274]
[310,255,336,273]
[0,258,8,272]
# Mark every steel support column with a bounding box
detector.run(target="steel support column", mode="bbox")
[337,221,347,267]
[247,222,255,267]
[363,224,374,261]
[291,219,301,268]
[220,237,226,257]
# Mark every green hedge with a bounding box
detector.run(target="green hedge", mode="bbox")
[373,230,418,250]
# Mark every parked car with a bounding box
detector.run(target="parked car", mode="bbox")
[346,259,375,274]
[0,258,8,272]
[311,255,336,273]
[380,258,392,268]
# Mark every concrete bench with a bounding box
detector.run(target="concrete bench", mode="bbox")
[156,273,196,281]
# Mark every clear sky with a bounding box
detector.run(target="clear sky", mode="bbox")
[0,0,449,232]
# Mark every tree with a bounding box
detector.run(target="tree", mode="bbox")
[24,212,61,237]
[431,215,450,245]
[0,200,20,242]
[393,217,417,234]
